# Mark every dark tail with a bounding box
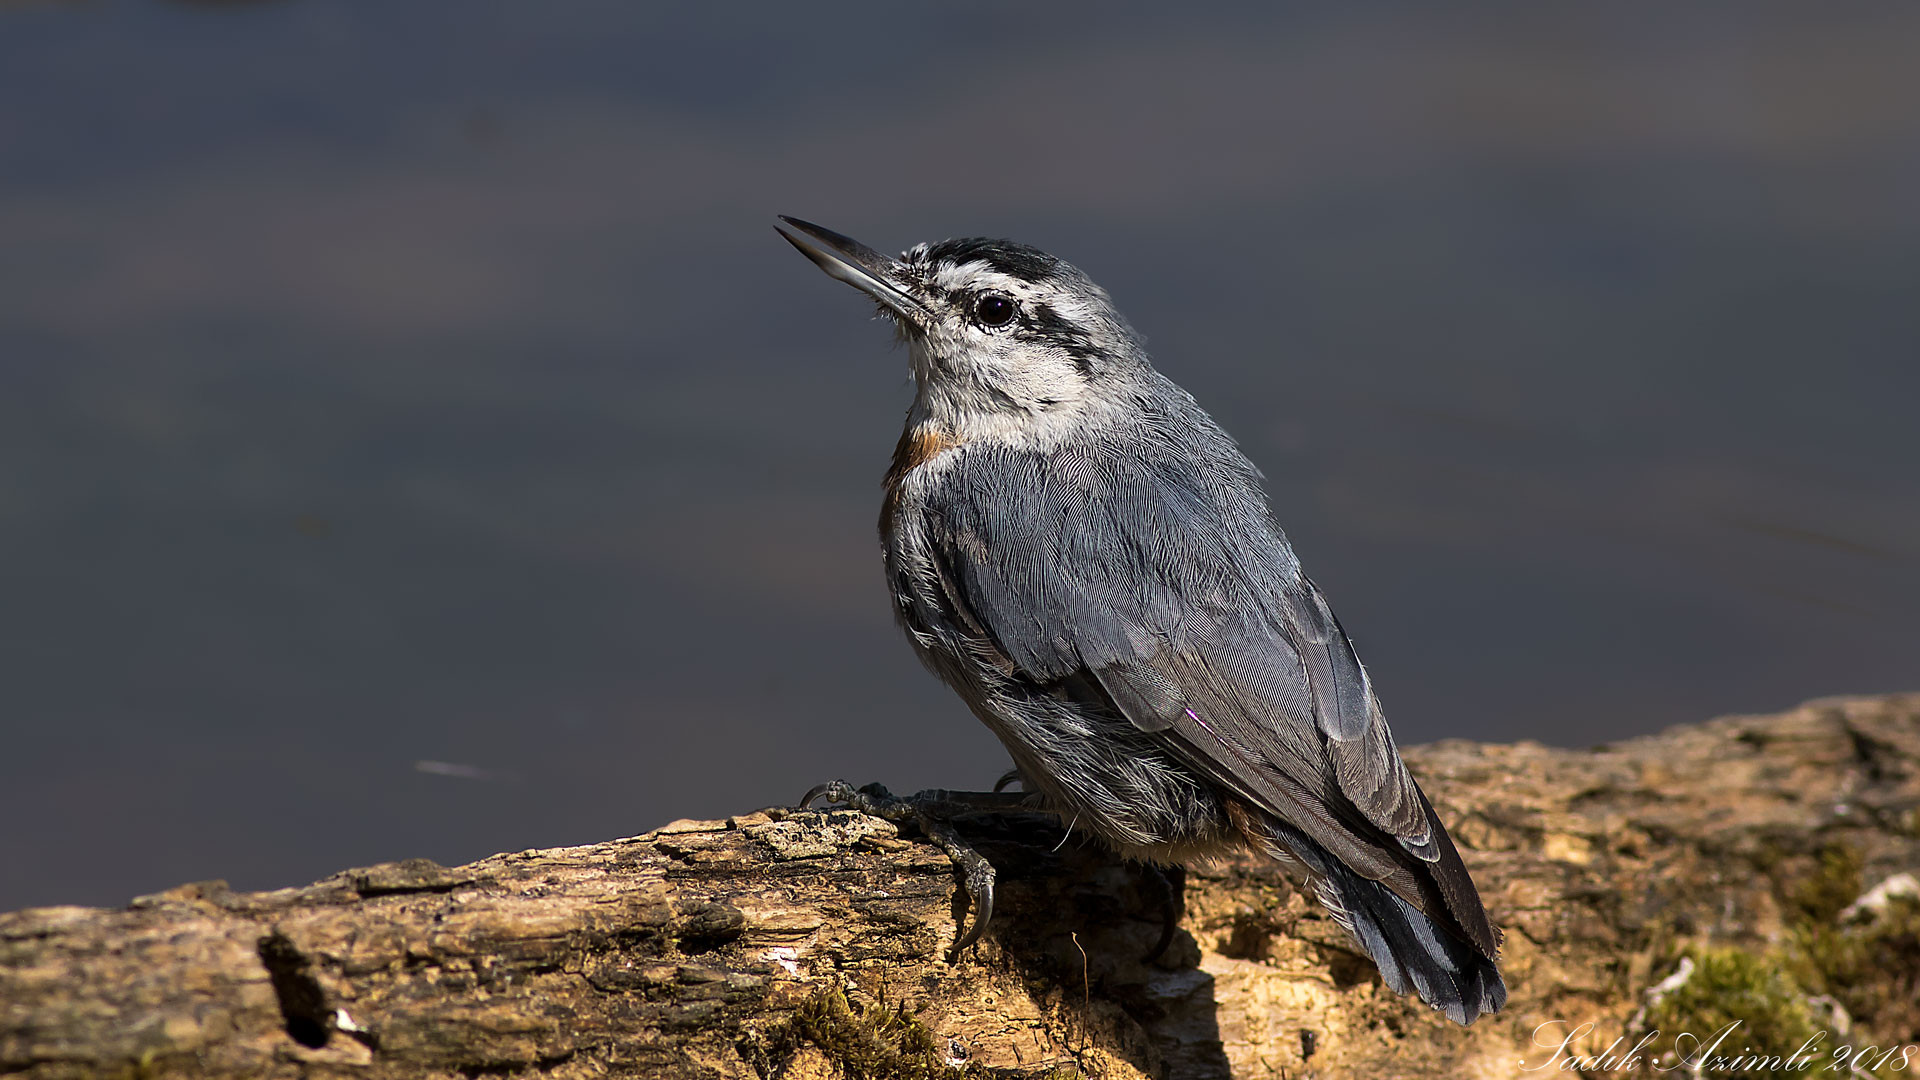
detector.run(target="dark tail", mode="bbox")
[1312,860,1507,1025]
[1252,816,1507,1025]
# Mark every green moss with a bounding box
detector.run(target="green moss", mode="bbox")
[1769,842,1920,1057]
[1645,947,1820,1076]
[1786,844,1864,926]
[1788,894,1920,1051]
[757,986,976,1080]
[1636,845,1916,1078]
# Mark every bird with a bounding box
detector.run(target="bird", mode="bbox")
[774,216,1506,1025]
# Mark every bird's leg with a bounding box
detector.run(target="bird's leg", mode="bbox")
[798,781,1021,960]
[902,786,1035,816]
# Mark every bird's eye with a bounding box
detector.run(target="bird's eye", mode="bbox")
[972,292,1017,328]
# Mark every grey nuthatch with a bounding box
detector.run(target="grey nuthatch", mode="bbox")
[776,217,1506,1025]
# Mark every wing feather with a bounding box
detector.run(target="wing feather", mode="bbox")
[924,435,1497,956]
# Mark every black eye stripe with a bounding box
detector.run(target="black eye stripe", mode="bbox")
[1027,301,1101,369]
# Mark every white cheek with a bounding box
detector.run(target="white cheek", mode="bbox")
[1003,352,1083,397]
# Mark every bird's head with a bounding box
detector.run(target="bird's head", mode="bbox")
[777,217,1147,442]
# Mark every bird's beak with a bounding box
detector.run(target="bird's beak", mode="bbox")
[775,216,930,325]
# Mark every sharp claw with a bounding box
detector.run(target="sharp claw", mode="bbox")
[798,780,851,809]
[1142,863,1184,963]
[992,769,1022,793]
[797,780,1007,962]
[950,873,995,959]
[929,817,997,962]
[1145,910,1177,963]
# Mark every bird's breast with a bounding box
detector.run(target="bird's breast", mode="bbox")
[880,421,961,537]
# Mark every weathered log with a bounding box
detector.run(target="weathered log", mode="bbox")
[4,695,1919,1079]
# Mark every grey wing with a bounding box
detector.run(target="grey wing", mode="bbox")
[927,442,1498,957]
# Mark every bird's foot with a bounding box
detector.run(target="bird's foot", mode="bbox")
[798,780,1021,960]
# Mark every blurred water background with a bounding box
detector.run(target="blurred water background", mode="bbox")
[2,1,1917,910]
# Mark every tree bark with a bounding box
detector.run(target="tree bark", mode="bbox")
[4,695,1918,1079]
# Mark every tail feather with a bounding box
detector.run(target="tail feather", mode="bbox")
[1255,818,1507,1025]
[1314,865,1507,1025]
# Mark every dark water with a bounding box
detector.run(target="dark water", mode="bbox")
[3,2,1916,911]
